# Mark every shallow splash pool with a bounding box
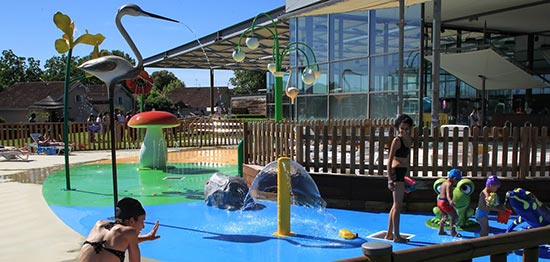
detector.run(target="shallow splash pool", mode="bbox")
[43,162,550,261]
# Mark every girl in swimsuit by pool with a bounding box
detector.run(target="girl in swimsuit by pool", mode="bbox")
[78,197,160,262]
[384,114,414,243]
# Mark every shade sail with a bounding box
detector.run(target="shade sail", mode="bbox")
[425,49,547,90]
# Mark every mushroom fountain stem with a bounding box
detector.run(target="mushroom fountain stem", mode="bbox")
[139,127,168,170]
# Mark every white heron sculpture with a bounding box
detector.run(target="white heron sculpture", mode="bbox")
[78,4,178,211]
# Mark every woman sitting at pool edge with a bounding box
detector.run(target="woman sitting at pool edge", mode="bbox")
[78,197,160,262]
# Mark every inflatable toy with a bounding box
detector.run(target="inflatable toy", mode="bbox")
[404,176,416,193]
[505,188,550,232]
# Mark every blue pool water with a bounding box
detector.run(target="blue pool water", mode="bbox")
[49,201,550,262]
[44,162,550,261]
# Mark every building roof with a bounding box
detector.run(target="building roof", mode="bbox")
[0,81,66,109]
[0,81,130,110]
[28,95,64,110]
[144,6,288,71]
[165,87,230,108]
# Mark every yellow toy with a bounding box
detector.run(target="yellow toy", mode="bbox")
[338,229,358,239]
[486,192,500,207]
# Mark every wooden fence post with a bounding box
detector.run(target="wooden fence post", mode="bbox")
[361,242,392,262]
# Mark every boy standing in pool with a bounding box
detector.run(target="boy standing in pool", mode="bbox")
[437,169,462,236]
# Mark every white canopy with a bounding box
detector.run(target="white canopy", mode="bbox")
[425,49,546,90]
[284,0,550,35]
[285,0,429,16]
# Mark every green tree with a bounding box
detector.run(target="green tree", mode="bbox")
[0,49,44,92]
[145,88,175,112]
[229,69,265,95]
[42,54,82,81]
[151,70,184,93]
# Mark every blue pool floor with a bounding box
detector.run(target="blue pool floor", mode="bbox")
[51,201,550,262]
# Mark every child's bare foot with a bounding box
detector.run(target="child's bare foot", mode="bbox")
[450,231,462,237]
[438,231,448,235]
[394,237,409,243]
[384,233,393,240]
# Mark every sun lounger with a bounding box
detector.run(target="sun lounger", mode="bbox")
[0,146,30,161]
[28,133,72,155]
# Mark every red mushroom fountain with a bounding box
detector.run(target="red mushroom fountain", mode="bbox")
[127,111,179,170]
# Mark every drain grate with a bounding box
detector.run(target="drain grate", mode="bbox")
[367,230,415,241]
[163,176,186,181]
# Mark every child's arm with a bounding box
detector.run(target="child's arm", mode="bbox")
[488,205,506,212]
[478,190,488,210]
[445,182,454,206]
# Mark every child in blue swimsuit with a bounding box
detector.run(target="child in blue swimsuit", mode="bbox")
[476,175,506,237]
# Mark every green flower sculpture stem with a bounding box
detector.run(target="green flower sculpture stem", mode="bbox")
[53,11,105,190]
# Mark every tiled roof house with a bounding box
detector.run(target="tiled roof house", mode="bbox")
[165,86,231,117]
[0,81,134,123]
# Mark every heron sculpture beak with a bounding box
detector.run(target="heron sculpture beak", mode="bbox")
[141,10,180,24]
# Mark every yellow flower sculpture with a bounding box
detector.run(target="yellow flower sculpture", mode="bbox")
[53,11,105,58]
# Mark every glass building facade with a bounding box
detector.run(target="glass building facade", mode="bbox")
[265,4,550,125]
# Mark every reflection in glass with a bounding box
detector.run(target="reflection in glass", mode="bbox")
[296,16,328,63]
[330,59,368,93]
[297,96,328,120]
[330,11,369,60]
[372,5,421,54]
[370,93,398,119]
[329,94,369,119]
[300,63,328,94]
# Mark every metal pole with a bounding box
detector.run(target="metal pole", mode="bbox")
[398,0,405,116]
[479,75,487,126]
[108,83,119,216]
[431,0,442,129]
[274,46,283,122]
[210,69,215,115]
[418,4,425,127]
[62,49,72,190]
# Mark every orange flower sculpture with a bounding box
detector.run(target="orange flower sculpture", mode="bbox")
[126,70,153,95]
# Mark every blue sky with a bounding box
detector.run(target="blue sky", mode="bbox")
[0,1,284,87]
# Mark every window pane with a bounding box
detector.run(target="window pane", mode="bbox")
[329,59,368,93]
[329,94,369,119]
[370,54,398,92]
[370,93,398,119]
[372,5,420,54]
[296,16,328,63]
[297,95,327,120]
[330,11,369,60]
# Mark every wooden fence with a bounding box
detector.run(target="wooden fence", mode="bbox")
[243,120,550,178]
[340,225,550,262]
[0,118,244,150]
